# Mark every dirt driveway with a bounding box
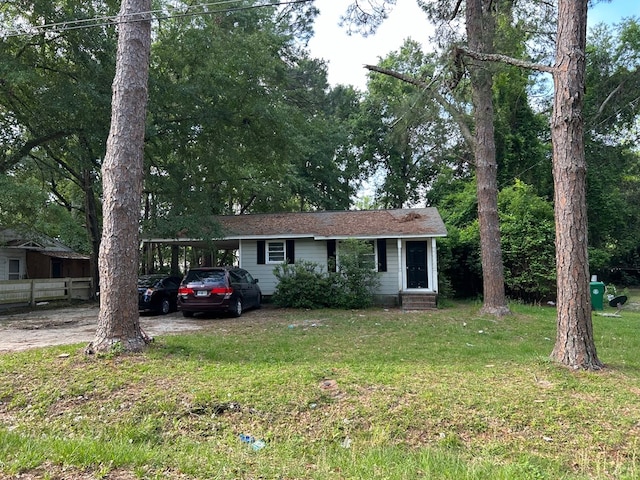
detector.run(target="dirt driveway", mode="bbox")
[0,303,215,353]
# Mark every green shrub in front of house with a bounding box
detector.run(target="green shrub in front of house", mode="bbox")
[271,261,330,309]
[272,240,381,309]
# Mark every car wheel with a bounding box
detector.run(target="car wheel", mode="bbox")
[182,311,194,318]
[160,298,171,315]
[255,293,262,309]
[231,298,242,318]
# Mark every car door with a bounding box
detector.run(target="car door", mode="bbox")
[243,270,260,308]
[231,269,256,307]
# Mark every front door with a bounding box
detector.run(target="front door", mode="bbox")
[406,241,428,289]
[52,259,63,278]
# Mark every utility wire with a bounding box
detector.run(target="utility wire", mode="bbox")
[2,0,313,38]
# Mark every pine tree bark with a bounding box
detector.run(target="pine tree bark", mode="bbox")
[88,0,151,354]
[550,0,602,369]
[466,0,510,317]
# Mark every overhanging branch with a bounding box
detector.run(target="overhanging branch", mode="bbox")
[455,46,555,74]
[364,64,476,150]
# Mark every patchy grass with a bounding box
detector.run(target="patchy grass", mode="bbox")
[1,300,639,479]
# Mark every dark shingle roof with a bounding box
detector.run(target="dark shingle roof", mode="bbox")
[211,208,446,239]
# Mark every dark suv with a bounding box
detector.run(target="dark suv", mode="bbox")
[177,267,261,318]
[138,274,183,315]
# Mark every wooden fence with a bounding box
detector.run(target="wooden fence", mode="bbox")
[0,278,93,306]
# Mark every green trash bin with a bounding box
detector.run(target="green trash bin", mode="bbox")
[590,281,605,311]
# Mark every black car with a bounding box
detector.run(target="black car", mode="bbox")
[177,267,261,318]
[138,274,183,315]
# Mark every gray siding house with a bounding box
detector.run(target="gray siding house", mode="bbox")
[144,208,447,308]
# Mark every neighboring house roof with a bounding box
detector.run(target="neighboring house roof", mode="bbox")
[0,228,89,259]
[163,208,446,243]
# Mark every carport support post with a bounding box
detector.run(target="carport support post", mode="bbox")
[171,245,180,275]
[30,280,36,307]
[146,242,153,274]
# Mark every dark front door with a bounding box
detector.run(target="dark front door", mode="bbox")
[406,241,428,289]
[52,259,63,278]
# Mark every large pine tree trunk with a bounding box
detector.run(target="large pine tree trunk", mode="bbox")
[550,0,602,369]
[88,0,151,354]
[467,0,510,317]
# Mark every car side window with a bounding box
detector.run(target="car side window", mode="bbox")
[244,271,255,284]
[229,270,242,284]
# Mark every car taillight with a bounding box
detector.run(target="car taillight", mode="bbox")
[179,287,194,295]
[211,287,233,295]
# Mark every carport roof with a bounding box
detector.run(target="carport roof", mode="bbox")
[145,208,446,247]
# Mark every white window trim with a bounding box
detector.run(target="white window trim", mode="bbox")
[266,241,286,264]
[8,258,21,280]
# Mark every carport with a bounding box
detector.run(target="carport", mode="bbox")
[140,237,240,275]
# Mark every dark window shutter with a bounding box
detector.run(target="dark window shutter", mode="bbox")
[257,240,265,264]
[377,238,387,272]
[286,240,295,264]
[327,239,337,272]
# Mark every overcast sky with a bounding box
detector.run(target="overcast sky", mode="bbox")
[307,0,640,90]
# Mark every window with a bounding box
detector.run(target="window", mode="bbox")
[267,241,285,263]
[8,259,20,280]
[359,241,376,270]
[338,239,376,270]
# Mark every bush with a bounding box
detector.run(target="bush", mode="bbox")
[330,239,381,309]
[271,240,381,309]
[271,261,329,309]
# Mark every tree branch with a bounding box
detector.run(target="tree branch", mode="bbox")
[364,64,476,150]
[0,130,74,173]
[593,81,624,122]
[455,46,555,74]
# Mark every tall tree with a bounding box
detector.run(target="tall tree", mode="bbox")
[464,0,510,316]
[361,0,511,316]
[88,0,152,354]
[460,0,604,368]
[549,0,602,369]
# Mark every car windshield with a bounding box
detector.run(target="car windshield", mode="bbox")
[185,270,226,285]
[138,276,163,288]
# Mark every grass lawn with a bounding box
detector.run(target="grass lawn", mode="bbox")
[1,298,639,479]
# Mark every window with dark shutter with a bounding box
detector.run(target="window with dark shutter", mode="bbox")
[257,240,265,264]
[377,238,387,272]
[286,240,295,264]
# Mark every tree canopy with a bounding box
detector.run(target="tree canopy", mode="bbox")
[1,0,639,309]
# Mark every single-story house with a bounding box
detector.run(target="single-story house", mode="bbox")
[0,228,90,280]
[143,208,447,308]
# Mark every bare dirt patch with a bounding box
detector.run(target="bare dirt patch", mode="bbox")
[0,303,214,353]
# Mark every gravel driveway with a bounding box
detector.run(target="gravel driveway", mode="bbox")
[0,303,211,353]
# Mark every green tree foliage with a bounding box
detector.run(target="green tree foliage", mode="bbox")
[2,0,363,253]
[356,40,463,208]
[583,19,640,282]
[0,0,118,289]
[437,178,556,302]
[498,180,556,301]
[493,66,551,197]
[143,3,363,241]
[436,180,483,299]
